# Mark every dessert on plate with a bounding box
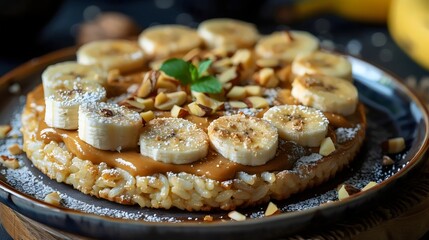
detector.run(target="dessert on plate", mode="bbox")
[21,18,366,211]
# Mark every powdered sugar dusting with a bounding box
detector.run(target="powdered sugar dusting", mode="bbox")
[294,153,323,168]
[336,125,360,143]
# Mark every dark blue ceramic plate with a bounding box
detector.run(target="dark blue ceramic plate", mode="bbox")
[0,48,428,240]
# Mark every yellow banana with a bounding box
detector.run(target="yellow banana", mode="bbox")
[388,0,429,70]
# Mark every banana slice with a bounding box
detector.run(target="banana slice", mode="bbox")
[255,31,319,63]
[45,80,106,130]
[77,39,145,73]
[207,114,278,166]
[139,118,209,164]
[42,61,106,98]
[291,74,358,116]
[78,102,142,151]
[139,25,202,59]
[263,105,328,147]
[292,51,352,80]
[198,18,259,51]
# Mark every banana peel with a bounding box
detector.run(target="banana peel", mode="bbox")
[388,0,429,70]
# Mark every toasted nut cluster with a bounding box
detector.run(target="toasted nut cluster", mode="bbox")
[8,144,23,155]
[44,191,62,206]
[338,183,360,200]
[361,181,377,191]
[382,155,395,166]
[382,137,406,154]
[0,125,12,139]
[0,155,20,169]
[264,202,280,216]
[319,137,336,156]
[228,210,246,221]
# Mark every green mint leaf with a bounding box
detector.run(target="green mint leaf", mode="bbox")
[197,59,212,77]
[189,64,199,83]
[160,58,193,85]
[191,76,222,93]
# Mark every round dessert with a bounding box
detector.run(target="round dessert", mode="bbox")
[21,19,366,211]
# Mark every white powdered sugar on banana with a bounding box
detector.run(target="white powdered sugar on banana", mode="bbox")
[292,51,352,80]
[263,105,329,147]
[198,18,259,51]
[77,39,145,73]
[208,114,278,166]
[292,74,358,116]
[45,80,106,130]
[139,25,202,59]
[139,118,209,164]
[255,31,319,63]
[78,102,142,150]
[42,61,106,97]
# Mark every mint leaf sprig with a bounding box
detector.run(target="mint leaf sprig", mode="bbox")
[160,58,222,94]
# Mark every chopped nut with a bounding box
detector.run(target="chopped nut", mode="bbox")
[140,111,155,123]
[171,105,189,118]
[155,91,187,110]
[231,49,253,69]
[0,155,20,169]
[218,67,239,84]
[228,210,246,221]
[382,137,406,154]
[228,101,248,109]
[319,137,336,156]
[203,215,214,222]
[155,73,179,92]
[276,65,292,83]
[382,155,395,166]
[8,144,22,155]
[121,99,146,111]
[244,96,269,109]
[362,181,377,191]
[226,86,247,100]
[0,125,12,139]
[256,58,280,68]
[265,202,279,216]
[134,97,154,110]
[44,191,62,206]
[338,184,360,200]
[188,102,212,117]
[192,92,224,112]
[183,48,202,62]
[255,68,279,88]
[212,58,233,72]
[244,85,262,96]
[136,70,159,98]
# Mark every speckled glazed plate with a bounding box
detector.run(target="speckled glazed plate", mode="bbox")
[0,48,428,240]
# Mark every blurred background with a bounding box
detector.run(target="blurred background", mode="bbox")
[0,0,428,85]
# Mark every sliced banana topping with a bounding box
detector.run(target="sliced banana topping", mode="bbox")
[263,105,328,147]
[292,51,352,80]
[139,118,209,164]
[198,18,259,51]
[207,114,278,166]
[255,31,319,63]
[78,102,142,151]
[45,80,106,130]
[42,61,106,98]
[77,39,145,73]
[139,25,202,59]
[291,74,358,116]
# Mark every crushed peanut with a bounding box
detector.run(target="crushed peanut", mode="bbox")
[0,155,20,169]
[8,144,23,155]
[44,191,62,206]
[228,210,246,221]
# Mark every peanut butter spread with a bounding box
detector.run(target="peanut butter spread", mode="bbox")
[27,84,365,181]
